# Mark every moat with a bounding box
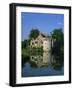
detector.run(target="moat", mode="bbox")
[22,51,64,77]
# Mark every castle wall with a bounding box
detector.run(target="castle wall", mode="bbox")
[43,39,51,51]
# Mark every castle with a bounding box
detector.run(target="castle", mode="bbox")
[30,32,54,51]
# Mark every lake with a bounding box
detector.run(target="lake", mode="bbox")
[22,51,64,77]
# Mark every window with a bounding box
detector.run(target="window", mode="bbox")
[41,41,43,44]
[35,41,38,44]
[32,42,34,45]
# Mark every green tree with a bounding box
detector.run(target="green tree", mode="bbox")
[51,28,64,45]
[51,28,64,55]
[29,29,39,39]
[22,39,28,49]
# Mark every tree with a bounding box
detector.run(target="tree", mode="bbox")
[52,28,64,43]
[22,39,28,49]
[51,28,64,55]
[29,29,39,39]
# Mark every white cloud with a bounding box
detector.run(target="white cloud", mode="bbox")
[57,22,62,25]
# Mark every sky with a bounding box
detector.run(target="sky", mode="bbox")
[21,12,64,41]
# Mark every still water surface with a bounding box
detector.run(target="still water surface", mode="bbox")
[22,52,64,77]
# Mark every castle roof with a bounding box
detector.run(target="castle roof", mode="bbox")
[39,32,51,38]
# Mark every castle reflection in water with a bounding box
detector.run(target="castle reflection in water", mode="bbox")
[30,51,63,68]
[30,52,51,67]
[22,51,64,77]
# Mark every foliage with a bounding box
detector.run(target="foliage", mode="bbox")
[52,28,64,43]
[51,28,64,55]
[22,39,30,49]
[29,29,39,39]
[22,40,28,49]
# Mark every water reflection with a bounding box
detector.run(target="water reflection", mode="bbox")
[22,51,64,77]
[51,54,64,71]
[30,52,51,67]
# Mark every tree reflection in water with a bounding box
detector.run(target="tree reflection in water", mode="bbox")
[22,50,64,77]
[51,54,64,71]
